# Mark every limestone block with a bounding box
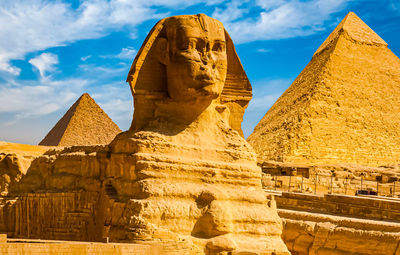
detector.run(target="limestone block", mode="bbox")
[279,208,400,255]
[0,142,49,196]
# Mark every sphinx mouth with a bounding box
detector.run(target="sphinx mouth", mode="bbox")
[195,74,219,84]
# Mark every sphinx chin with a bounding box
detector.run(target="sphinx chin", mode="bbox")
[203,86,221,100]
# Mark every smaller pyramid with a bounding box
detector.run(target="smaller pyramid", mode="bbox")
[39,93,121,146]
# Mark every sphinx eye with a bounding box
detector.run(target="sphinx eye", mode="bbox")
[196,39,206,52]
[181,38,196,50]
[212,41,225,52]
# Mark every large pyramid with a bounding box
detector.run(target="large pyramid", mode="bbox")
[248,12,400,167]
[39,93,121,146]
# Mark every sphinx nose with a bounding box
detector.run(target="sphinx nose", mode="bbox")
[201,54,209,64]
[201,52,215,66]
[201,42,212,63]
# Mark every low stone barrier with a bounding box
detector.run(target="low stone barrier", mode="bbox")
[270,191,400,254]
[0,236,192,255]
[275,191,400,221]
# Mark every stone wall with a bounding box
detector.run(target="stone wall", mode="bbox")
[276,192,400,221]
[0,192,101,241]
[0,236,192,255]
[272,191,400,254]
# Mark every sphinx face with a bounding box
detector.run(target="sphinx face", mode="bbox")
[165,15,227,101]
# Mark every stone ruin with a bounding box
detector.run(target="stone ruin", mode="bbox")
[247,12,400,255]
[0,14,289,255]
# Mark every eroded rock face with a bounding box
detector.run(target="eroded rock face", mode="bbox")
[1,14,288,254]
[110,14,288,254]
[280,209,400,255]
[0,142,48,196]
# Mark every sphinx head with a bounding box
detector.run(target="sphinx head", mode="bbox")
[158,14,227,101]
[126,14,252,134]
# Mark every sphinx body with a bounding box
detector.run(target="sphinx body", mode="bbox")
[0,14,288,255]
[107,107,286,253]
[105,14,288,254]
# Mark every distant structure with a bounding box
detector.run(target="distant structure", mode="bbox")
[248,12,400,167]
[39,93,121,146]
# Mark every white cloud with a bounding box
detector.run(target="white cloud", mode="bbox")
[213,0,250,24]
[29,52,59,78]
[0,75,132,132]
[214,0,352,43]
[247,94,280,112]
[0,0,356,143]
[0,78,87,124]
[81,55,91,61]
[256,48,272,53]
[0,62,21,76]
[100,47,137,60]
[116,47,137,60]
[0,0,354,75]
[78,63,129,79]
[0,0,101,75]
[0,77,132,143]
[91,82,133,126]
[0,0,216,75]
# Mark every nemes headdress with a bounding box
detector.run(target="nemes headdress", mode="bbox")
[126,14,252,136]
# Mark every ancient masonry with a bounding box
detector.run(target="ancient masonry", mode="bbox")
[0,142,49,196]
[0,14,289,255]
[249,12,400,255]
[248,12,400,167]
[275,191,400,255]
[39,93,121,146]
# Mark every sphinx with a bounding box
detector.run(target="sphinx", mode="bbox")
[0,14,289,255]
[108,14,289,254]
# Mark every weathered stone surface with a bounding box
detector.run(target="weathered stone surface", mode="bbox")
[1,14,289,255]
[111,14,287,254]
[280,209,400,255]
[275,192,400,222]
[126,14,252,137]
[0,142,48,196]
[268,191,400,254]
[248,12,400,167]
[112,14,288,254]
[39,93,121,146]
[0,236,190,255]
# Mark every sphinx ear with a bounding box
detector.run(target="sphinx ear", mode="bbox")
[156,37,169,65]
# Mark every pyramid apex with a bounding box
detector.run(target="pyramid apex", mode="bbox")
[79,92,93,100]
[314,12,387,56]
[75,93,97,106]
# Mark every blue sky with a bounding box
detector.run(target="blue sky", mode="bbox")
[0,0,400,144]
